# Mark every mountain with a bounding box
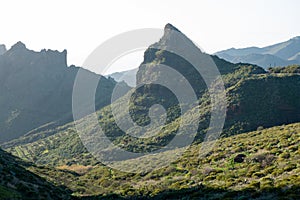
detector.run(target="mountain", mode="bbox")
[107,67,138,87]
[0,148,71,199]
[0,44,6,55]
[1,24,300,199]
[0,42,130,143]
[4,24,299,164]
[6,69,300,166]
[215,36,300,69]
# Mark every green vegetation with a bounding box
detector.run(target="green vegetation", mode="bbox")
[0,149,71,199]
[6,70,300,167]
[269,64,300,74]
[23,123,299,199]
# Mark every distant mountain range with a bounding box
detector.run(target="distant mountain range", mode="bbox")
[0,42,129,142]
[215,36,300,69]
[106,68,138,87]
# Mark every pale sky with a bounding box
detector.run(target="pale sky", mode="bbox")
[1,0,299,74]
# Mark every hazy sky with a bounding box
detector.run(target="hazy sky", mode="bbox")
[1,0,299,74]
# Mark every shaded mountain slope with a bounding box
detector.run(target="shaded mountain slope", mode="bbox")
[0,42,130,143]
[0,148,72,199]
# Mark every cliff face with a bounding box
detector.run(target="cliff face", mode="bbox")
[0,42,129,143]
[136,24,248,98]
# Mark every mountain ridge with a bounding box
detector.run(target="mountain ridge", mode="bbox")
[215,36,300,69]
[0,42,130,142]
[5,24,300,165]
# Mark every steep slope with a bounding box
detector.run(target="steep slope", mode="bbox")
[0,42,130,143]
[224,73,300,136]
[6,71,300,166]
[215,36,300,69]
[0,148,71,199]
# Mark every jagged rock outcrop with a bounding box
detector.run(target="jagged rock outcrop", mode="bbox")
[0,44,6,55]
[136,23,255,97]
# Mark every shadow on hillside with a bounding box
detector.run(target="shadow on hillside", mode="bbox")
[0,149,72,199]
[78,183,300,200]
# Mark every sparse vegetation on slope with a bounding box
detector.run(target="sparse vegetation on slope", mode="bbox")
[24,123,300,199]
[0,149,72,199]
[6,71,300,167]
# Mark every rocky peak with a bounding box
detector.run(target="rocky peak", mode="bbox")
[153,23,200,54]
[41,49,68,67]
[164,23,180,32]
[5,42,68,68]
[10,41,27,51]
[0,44,7,55]
[136,23,209,97]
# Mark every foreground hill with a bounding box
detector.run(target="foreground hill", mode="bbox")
[215,36,300,69]
[0,148,71,199]
[19,122,298,199]
[0,42,129,142]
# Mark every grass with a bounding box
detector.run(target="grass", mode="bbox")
[24,122,300,199]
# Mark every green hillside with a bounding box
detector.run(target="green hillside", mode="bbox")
[6,71,300,167]
[23,122,299,199]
